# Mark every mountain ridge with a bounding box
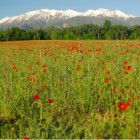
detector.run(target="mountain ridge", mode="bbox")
[0,8,139,30]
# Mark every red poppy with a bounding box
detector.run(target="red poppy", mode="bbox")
[36,62,40,65]
[42,64,46,68]
[43,69,47,73]
[50,52,54,56]
[105,78,109,83]
[127,66,132,71]
[76,66,81,71]
[113,86,117,91]
[34,95,40,100]
[58,82,62,86]
[29,65,33,70]
[23,137,30,140]
[13,65,17,69]
[29,76,37,82]
[102,61,105,65]
[48,99,53,104]
[118,102,130,110]
[124,61,128,65]
[125,71,129,75]
[107,71,111,75]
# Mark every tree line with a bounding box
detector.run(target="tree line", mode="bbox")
[0,20,140,41]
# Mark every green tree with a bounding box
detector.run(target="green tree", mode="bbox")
[104,19,112,31]
[6,27,25,41]
[129,25,140,39]
[0,30,6,41]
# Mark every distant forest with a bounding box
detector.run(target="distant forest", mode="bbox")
[0,20,140,41]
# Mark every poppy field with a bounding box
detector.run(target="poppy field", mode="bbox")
[0,40,140,139]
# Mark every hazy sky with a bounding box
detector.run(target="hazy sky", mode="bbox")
[0,0,140,19]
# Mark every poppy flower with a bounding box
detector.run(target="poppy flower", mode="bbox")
[113,86,117,91]
[127,66,132,71]
[105,78,109,83]
[13,65,17,69]
[50,52,54,56]
[29,66,33,70]
[34,95,40,100]
[42,64,46,68]
[43,69,47,73]
[124,61,128,65]
[58,82,62,86]
[125,71,129,75]
[36,62,40,65]
[48,99,53,104]
[107,71,111,75]
[118,102,130,110]
[29,75,37,82]
[76,66,81,71]
[23,137,30,140]
[102,61,105,65]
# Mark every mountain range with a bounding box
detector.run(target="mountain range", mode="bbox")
[0,8,140,30]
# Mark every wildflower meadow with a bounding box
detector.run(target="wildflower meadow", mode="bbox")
[0,40,140,139]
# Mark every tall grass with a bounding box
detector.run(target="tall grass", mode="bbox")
[0,40,140,139]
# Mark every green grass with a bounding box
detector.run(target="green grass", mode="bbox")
[0,40,140,139]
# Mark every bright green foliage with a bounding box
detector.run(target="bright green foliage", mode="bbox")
[0,20,140,41]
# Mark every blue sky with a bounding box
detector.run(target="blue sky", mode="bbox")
[0,0,140,19]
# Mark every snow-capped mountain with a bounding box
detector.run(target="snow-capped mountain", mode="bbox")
[83,9,135,19]
[0,8,139,30]
[0,9,81,24]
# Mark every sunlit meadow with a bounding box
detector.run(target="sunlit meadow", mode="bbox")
[0,40,140,139]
